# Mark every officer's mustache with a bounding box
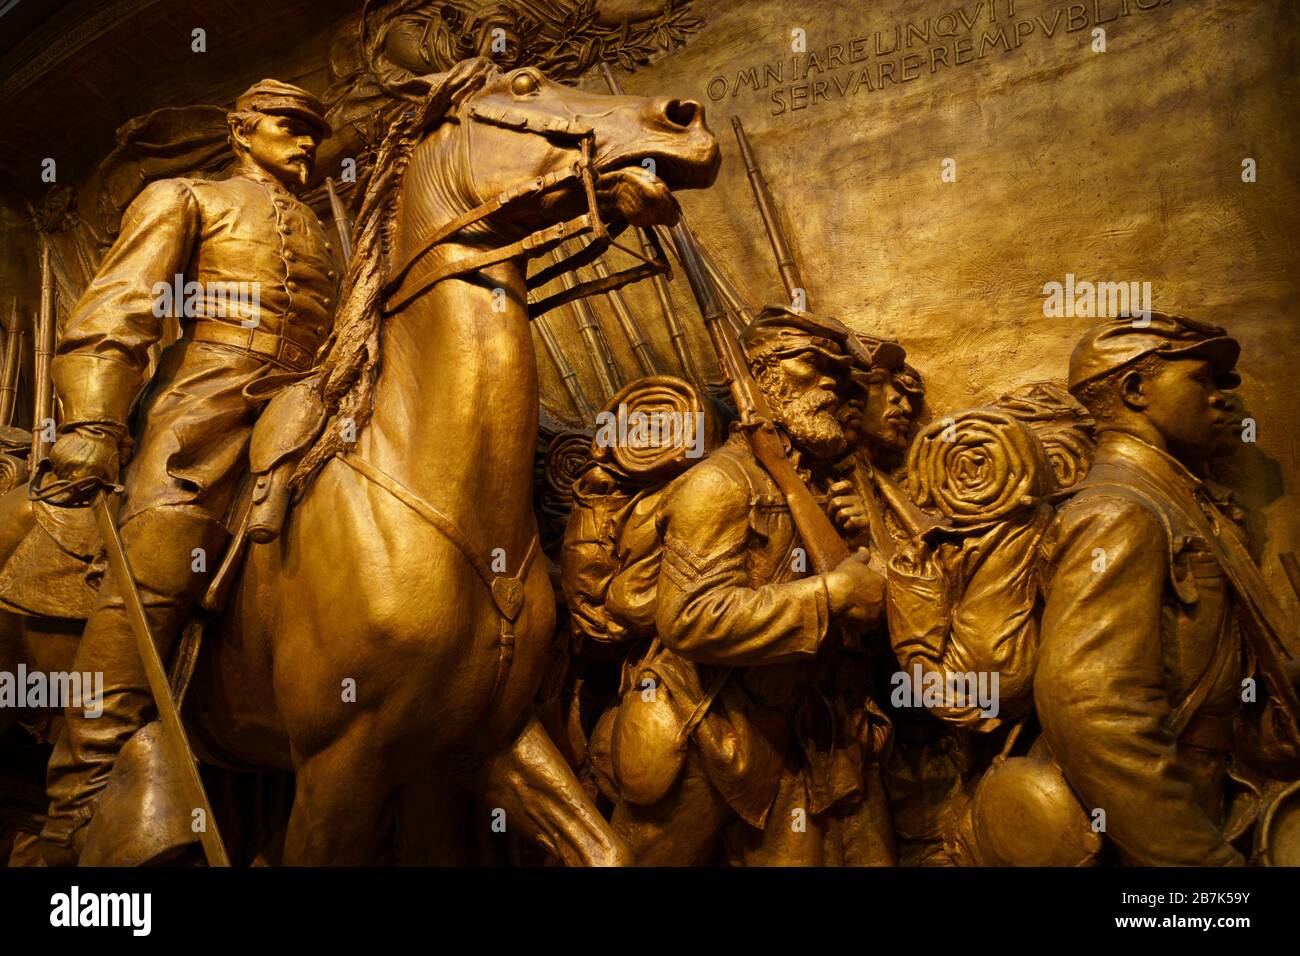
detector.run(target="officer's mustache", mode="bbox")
[284,151,312,184]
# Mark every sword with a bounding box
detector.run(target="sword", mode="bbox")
[325,176,353,265]
[92,491,231,867]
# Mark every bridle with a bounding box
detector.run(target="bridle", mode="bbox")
[381,98,671,318]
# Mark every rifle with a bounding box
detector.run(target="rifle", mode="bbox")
[732,116,806,309]
[553,244,621,400]
[0,301,20,427]
[636,227,702,385]
[597,65,743,362]
[535,312,597,420]
[587,253,663,376]
[667,221,849,573]
[652,223,750,336]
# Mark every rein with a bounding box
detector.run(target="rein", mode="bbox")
[380,99,671,318]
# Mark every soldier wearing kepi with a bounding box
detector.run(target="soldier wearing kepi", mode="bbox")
[1034,312,1300,865]
[602,307,895,866]
[37,79,339,864]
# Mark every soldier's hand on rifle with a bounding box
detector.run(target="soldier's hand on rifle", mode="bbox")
[49,423,123,486]
[827,479,871,536]
[825,546,885,628]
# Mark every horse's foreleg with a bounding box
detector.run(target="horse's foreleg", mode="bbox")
[282,724,396,865]
[461,714,631,867]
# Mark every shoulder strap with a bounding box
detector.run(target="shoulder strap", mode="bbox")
[1086,476,1300,742]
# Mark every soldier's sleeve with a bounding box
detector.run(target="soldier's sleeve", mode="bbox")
[1035,493,1243,866]
[52,178,201,428]
[654,461,829,667]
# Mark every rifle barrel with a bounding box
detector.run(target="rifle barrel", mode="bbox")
[668,221,848,573]
[535,313,596,421]
[637,228,702,385]
[0,300,15,427]
[587,255,662,376]
[731,116,806,309]
[554,245,621,401]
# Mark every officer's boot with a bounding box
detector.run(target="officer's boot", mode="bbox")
[38,505,228,865]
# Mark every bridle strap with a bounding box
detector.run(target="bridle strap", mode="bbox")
[528,226,671,317]
[384,208,599,316]
[379,96,672,319]
[383,164,582,307]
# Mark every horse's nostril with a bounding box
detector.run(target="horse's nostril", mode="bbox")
[663,99,700,129]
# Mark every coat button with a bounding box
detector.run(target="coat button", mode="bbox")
[285,251,297,261]
[323,297,331,307]
[287,280,299,291]
[327,270,336,279]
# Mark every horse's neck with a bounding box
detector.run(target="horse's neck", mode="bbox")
[360,250,540,555]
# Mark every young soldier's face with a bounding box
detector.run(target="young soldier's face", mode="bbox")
[1142,358,1237,462]
[246,115,319,188]
[859,369,914,454]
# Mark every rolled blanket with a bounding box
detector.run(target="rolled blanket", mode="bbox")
[592,375,714,483]
[905,407,1052,526]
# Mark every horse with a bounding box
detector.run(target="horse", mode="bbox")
[0,58,719,865]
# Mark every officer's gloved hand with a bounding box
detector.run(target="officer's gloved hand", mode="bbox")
[48,423,124,486]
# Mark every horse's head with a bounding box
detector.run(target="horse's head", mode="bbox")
[421,61,720,242]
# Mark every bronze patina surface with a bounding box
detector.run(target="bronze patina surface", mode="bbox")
[0,0,1295,873]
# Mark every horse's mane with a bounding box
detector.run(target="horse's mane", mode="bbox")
[291,57,498,495]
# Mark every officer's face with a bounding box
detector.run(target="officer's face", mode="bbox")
[246,115,320,189]
[1141,358,1237,462]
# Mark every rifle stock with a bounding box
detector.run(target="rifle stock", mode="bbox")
[667,221,848,573]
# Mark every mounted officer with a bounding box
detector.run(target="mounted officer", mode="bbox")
[36,79,339,864]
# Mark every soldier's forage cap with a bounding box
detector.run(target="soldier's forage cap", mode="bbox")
[741,306,852,367]
[846,331,907,377]
[1067,311,1241,395]
[234,79,332,139]
[742,305,906,372]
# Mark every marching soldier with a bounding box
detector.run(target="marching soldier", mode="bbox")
[1034,313,1300,865]
[602,307,895,865]
[37,79,340,864]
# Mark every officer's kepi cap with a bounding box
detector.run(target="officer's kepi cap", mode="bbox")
[1067,311,1241,395]
[234,79,332,140]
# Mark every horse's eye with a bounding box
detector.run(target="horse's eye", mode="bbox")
[511,72,539,96]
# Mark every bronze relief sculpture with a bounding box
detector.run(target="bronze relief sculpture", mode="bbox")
[0,0,1296,877]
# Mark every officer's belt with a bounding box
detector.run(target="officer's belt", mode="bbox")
[185,320,315,372]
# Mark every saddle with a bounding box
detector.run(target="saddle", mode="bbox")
[0,375,328,623]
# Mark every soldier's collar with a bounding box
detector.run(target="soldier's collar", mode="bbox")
[1095,430,1205,495]
[234,160,299,199]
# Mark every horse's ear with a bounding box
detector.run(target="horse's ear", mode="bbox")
[414,57,499,123]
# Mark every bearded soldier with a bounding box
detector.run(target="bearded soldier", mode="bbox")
[600,307,895,866]
[37,80,339,864]
[1034,313,1300,865]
